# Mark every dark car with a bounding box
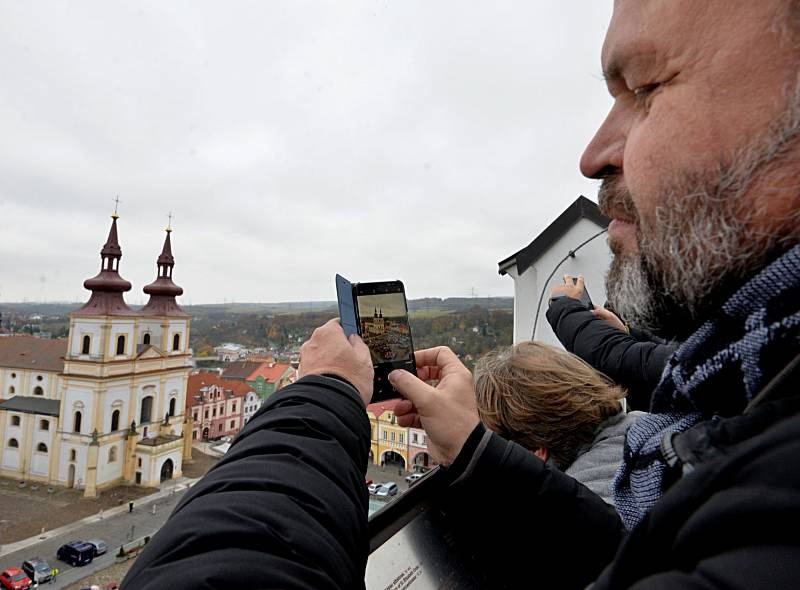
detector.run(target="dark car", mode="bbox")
[56,541,95,567]
[20,558,51,584]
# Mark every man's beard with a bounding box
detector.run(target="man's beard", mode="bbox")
[601,83,800,339]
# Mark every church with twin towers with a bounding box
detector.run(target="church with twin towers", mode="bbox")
[0,213,193,497]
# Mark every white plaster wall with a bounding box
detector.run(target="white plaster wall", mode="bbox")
[108,320,136,358]
[63,387,94,435]
[507,218,612,347]
[26,371,57,398]
[103,386,130,433]
[1,368,21,397]
[167,320,188,354]
[154,450,181,483]
[71,320,103,357]
[138,321,163,347]
[30,448,49,475]
[58,444,87,484]
[2,447,20,470]
[98,441,124,484]
[138,454,151,481]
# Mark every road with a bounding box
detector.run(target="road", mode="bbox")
[0,485,188,589]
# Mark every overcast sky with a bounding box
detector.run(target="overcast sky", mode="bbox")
[0,1,613,304]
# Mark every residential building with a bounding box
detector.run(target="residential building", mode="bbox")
[0,216,193,496]
[498,195,611,345]
[222,361,294,401]
[185,373,252,440]
[242,391,261,425]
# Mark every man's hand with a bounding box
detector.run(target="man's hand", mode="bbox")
[389,347,480,467]
[298,318,374,405]
[592,305,628,333]
[549,274,586,300]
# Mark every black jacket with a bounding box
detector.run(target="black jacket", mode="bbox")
[446,353,800,589]
[546,296,677,409]
[122,375,371,590]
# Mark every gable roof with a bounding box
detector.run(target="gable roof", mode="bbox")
[498,195,609,276]
[0,336,67,373]
[249,363,293,384]
[186,372,254,408]
[367,398,403,417]
[220,361,263,381]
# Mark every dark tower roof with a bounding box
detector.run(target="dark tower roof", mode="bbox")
[139,228,189,317]
[72,215,135,317]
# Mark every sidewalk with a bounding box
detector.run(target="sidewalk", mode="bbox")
[0,476,198,558]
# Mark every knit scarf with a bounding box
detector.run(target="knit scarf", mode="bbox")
[613,243,800,529]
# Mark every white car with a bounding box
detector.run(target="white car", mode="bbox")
[376,482,398,497]
[404,473,425,486]
[367,482,383,495]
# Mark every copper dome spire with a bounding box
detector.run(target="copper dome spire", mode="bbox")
[73,215,134,317]
[139,228,189,317]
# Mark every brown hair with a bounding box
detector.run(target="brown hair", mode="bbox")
[474,341,625,469]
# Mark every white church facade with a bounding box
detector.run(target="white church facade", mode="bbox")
[0,215,193,496]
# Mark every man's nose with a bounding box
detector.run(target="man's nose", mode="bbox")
[580,104,625,179]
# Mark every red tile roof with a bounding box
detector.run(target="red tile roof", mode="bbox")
[0,335,67,372]
[367,397,403,416]
[186,372,254,409]
[250,363,293,384]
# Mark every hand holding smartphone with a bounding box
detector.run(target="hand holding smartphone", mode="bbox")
[336,274,417,402]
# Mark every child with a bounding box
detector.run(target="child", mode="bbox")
[474,341,644,506]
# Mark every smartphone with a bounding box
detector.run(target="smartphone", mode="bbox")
[336,274,417,401]
[571,277,593,310]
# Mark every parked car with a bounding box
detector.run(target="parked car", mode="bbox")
[376,482,398,497]
[20,558,51,585]
[367,482,383,495]
[405,473,425,486]
[0,568,32,590]
[86,538,108,556]
[56,541,95,567]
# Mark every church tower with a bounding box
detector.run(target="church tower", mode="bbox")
[58,214,191,496]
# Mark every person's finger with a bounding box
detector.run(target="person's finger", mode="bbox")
[389,369,434,409]
[576,275,585,291]
[413,347,461,371]
[564,274,574,285]
[396,413,422,429]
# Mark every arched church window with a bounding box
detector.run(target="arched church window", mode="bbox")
[169,397,176,417]
[33,386,43,396]
[8,386,14,395]
[40,419,49,431]
[108,447,117,463]
[11,416,20,426]
[111,409,120,431]
[173,334,181,351]
[37,442,48,453]
[143,333,151,345]
[82,335,91,354]
[116,335,126,355]
[69,449,76,461]
[73,411,82,433]
[8,438,18,448]
[140,396,153,424]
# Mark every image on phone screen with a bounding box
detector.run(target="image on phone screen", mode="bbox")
[355,292,414,365]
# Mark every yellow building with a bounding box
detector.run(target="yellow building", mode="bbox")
[366,399,434,472]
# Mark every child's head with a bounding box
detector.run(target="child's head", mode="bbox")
[474,341,625,469]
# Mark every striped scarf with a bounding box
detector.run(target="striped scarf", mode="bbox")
[613,243,800,529]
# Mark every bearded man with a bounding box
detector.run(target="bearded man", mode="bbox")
[124,2,800,589]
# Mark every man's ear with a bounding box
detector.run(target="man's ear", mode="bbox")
[533,447,549,462]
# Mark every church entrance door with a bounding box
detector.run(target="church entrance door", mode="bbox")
[160,459,174,482]
[67,464,75,488]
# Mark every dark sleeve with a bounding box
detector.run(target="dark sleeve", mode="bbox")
[440,424,626,589]
[546,297,677,409]
[122,375,371,590]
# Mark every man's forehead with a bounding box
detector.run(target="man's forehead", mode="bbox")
[601,0,704,78]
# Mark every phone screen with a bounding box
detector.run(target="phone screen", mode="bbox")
[355,286,414,365]
[353,280,416,401]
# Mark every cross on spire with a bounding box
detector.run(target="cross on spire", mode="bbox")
[166,211,173,232]
[112,195,122,219]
